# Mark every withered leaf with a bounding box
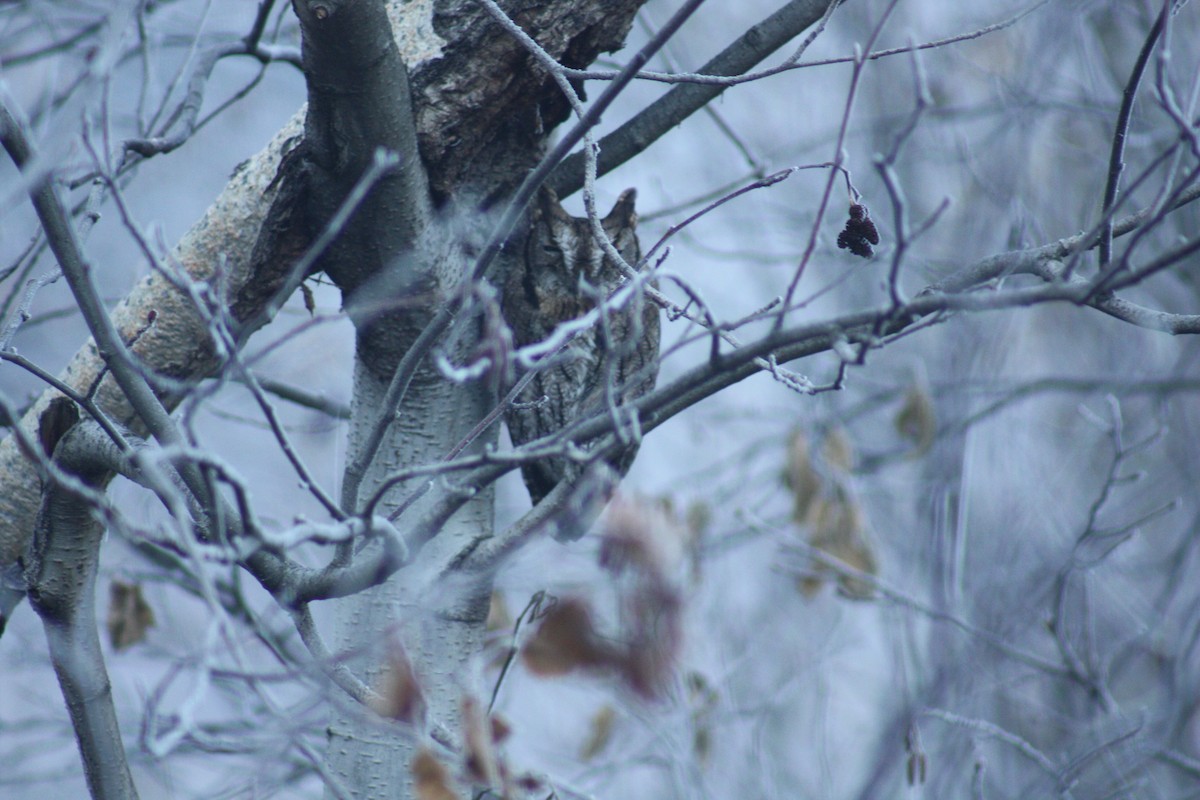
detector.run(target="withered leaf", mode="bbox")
[521,598,610,677]
[580,705,616,761]
[895,385,936,454]
[371,645,426,725]
[107,580,155,651]
[804,488,878,600]
[412,749,459,800]
[784,430,821,524]
[461,696,501,787]
[300,281,316,315]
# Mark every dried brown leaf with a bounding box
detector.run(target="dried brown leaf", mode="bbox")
[486,590,511,633]
[684,500,711,538]
[107,580,156,651]
[835,550,878,599]
[807,492,860,550]
[412,749,459,800]
[579,705,616,761]
[371,645,426,724]
[895,385,936,454]
[798,574,824,598]
[489,714,512,744]
[694,726,713,766]
[521,598,610,677]
[783,430,821,523]
[461,696,501,787]
[686,671,718,766]
[300,281,315,315]
[822,427,855,473]
[621,585,683,699]
[806,488,878,600]
[599,496,683,579]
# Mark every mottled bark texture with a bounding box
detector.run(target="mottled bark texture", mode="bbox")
[414,0,644,206]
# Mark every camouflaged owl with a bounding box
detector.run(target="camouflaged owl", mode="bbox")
[502,186,660,510]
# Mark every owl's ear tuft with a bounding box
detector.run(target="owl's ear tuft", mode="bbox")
[605,188,638,229]
[537,185,571,222]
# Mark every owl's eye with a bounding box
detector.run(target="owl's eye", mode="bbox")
[541,245,561,255]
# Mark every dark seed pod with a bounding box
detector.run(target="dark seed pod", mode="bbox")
[838,231,874,258]
[858,216,879,245]
[837,203,879,258]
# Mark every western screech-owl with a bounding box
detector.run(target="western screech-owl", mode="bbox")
[503,186,660,508]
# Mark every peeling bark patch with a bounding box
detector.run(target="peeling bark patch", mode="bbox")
[389,0,446,65]
[411,0,646,202]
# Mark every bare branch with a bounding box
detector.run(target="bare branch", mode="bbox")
[548,0,838,196]
[1098,4,1167,267]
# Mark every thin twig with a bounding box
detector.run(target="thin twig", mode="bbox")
[1099,4,1167,267]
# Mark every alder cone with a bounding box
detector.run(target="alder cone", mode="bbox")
[837,203,879,258]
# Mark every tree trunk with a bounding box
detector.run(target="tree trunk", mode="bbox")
[290,3,645,796]
[324,358,494,798]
